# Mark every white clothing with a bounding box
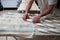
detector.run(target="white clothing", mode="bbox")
[36,0,57,13]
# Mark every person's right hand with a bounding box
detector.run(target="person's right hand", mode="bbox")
[22,13,29,21]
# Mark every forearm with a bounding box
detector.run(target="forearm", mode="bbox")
[25,0,34,13]
[39,5,55,17]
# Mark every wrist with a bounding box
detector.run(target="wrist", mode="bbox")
[25,11,28,14]
[25,10,29,13]
[38,14,42,18]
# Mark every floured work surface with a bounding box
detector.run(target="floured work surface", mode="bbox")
[0,12,35,38]
[0,12,60,37]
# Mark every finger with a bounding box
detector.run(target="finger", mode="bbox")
[22,17,27,21]
[32,20,36,23]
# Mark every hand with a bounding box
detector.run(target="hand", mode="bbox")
[22,13,29,21]
[32,15,40,23]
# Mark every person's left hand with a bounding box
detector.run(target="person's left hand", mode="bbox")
[32,15,40,23]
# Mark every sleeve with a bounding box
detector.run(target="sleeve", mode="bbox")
[48,0,57,5]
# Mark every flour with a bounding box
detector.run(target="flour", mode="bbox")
[0,12,60,36]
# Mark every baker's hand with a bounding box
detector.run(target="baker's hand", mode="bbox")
[22,13,29,21]
[32,15,40,23]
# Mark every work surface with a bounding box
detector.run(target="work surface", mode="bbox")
[0,10,60,38]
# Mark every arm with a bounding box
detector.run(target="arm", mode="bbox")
[39,5,55,17]
[32,0,57,23]
[22,0,34,21]
[39,0,57,17]
[25,0,35,13]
